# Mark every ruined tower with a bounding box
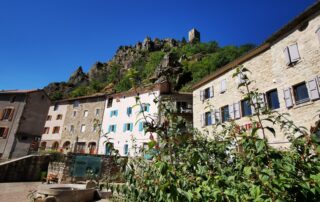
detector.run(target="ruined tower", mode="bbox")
[188,28,200,43]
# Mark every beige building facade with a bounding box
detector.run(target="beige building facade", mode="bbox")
[59,94,106,154]
[193,2,320,147]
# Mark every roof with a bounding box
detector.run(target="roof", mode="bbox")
[0,89,39,94]
[57,93,106,103]
[192,1,320,90]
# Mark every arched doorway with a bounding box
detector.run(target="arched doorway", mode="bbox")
[62,141,71,152]
[105,142,113,156]
[52,141,59,151]
[40,142,47,150]
[88,142,96,154]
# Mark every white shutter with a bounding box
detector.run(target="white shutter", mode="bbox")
[200,90,204,101]
[283,47,291,66]
[251,97,256,115]
[220,79,226,93]
[211,111,216,125]
[283,88,293,108]
[307,78,320,100]
[234,102,241,119]
[210,86,214,98]
[259,94,265,109]
[215,109,221,123]
[288,44,300,63]
[201,114,205,127]
[229,104,234,120]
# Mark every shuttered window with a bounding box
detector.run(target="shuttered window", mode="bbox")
[284,43,300,66]
[307,78,320,100]
[205,111,212,126]
[221,106,229,123]
[283,88,293,108]
[266,89,280,110]
[293,82,310,104]
[0,127,9,138]
[220,79,227,93]
[0,108,14,121]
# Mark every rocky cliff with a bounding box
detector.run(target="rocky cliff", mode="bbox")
[44,35,255,100]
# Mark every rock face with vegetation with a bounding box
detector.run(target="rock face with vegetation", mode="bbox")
[44,36,255,100]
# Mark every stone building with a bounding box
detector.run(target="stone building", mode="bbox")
[192,2,320,147]
[40,101,68,151]
[98,82,192,157]
[0,90,51,159]
[58,94,106,154]
[188,28,200,43]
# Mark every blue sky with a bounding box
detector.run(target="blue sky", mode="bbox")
[0,0,316,90]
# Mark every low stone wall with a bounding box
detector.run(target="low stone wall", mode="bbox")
[0,155,50,182]
[47,153,126,184]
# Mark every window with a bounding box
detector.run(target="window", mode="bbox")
[204,111,212,126]
[95,109,100,116]
[124,144,129,156]
[73,100,80,108]
[241,99,252,117]
[266,89,280,110]
[200,87,214,101]
[47,115,52,121]
[43,127,50,134]
[0,127,9,138]
[83,110,88,117]
[123,123,133,132]
[105,143,113,156]
[53,103,59,111]
[107,98,113,108]
[139,122,145,132]
[293,82,310,104]
[80,124,86,133]
[127,107,132,116]
[52,127,60,134]
[221,106,229,123]
[220,79,227,93]
[110,110,118,117]
[10,96,16,103]
[73,111,77,117]
[56,114,63,120]
[108,124,117,133]
[0,108,14,121]
[140,104,150,112]
[70,125,74,133]
[75,142,86,153]
[284,43,300,66]
[176,102,190,113]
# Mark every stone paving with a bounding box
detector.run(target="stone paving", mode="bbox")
[0,182,41,202]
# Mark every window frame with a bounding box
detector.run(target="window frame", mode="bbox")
[221,105,229,123]
[266,89,280,110]
[293,82,310,105]
[204,111,212,126]
[241,99,252,117]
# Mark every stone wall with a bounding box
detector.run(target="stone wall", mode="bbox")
[0,155,50,182]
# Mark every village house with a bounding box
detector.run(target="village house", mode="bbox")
[57,94,106,154]
[98,82,192,157]
[192,2,320,147]
[0,90,51,159]
[40,101,68,152]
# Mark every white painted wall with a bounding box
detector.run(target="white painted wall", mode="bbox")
[98,91,160,156]
[41,103,67,146]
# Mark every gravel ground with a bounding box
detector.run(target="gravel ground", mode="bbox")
[0,182,42,202]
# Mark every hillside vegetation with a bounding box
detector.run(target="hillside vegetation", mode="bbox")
[44,37,255,100]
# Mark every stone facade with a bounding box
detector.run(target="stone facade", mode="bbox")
[188,28,200,43]
[0,90,51,159]
[60,94,106,154]
[193,5,320,147]
[40,102,68,151]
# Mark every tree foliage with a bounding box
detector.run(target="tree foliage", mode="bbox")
[110,66,320,201]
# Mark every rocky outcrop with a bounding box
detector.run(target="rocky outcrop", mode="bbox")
[68,67,88,86]
[88,62,109,82]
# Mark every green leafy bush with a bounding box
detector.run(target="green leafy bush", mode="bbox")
[113,66,320,201]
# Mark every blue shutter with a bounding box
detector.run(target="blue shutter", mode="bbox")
[110,111,112,117]
[124,144,129,155]
[146,105,150,112]
[139,122,143,132]
[130,123,133,131]
[115,110,118,117]
[123,124,126,132]
[126,107,129,116]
